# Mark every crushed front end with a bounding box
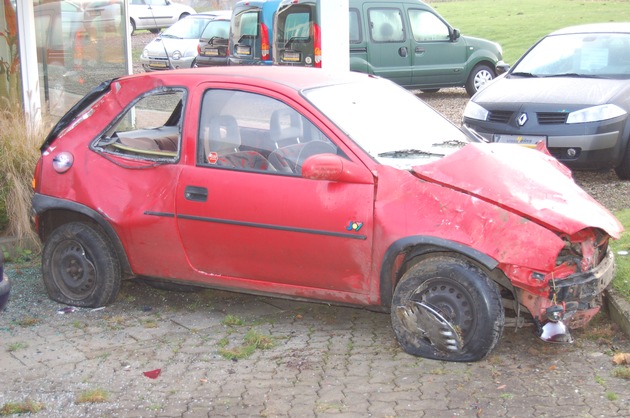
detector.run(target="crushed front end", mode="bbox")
[506,228,615,343]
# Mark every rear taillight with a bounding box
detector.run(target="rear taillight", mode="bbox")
[197,42,201,55]
[313,23,321,68]
[260,23,270,61]
[32,158,42,191]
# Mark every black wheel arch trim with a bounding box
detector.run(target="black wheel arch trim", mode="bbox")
[32,193,133,277]
[379,236,499,309]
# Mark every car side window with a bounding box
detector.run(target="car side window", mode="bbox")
[93,89,184,162]
[408,9,450,42]
[368,8,405,43]
[197,89,342,175]
[349,8,362,44]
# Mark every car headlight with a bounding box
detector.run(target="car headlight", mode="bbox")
[141,49,148,59]
[567,104,627,124]
[171,50,182,60]
[463,101,489,121]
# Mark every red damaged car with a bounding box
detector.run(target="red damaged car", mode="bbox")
[32,67,622,362]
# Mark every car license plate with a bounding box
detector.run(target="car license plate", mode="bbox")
[236,45,251,56]
[494,134,546,148]
[282,51,301,62]
[149,61,168,68]
[204,48,219,56]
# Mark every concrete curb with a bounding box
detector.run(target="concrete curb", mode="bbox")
[605,288,630,338]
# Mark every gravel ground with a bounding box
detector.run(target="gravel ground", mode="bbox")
[130,32,630,212]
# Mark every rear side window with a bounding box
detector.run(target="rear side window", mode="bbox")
[408,9,450,42]
[93,89,184,162]
[201,20,229,39]
[233,9,260,39]
[349,8,362,44]
[276,6,312,43]
[368,8,404,43]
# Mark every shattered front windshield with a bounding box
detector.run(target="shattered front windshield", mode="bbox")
[302,77,471,169]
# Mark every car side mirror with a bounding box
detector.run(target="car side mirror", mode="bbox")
[496,63,510,75]
[451,28,461,41]
[301,154,373,184]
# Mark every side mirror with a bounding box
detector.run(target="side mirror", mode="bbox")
[301,154,373,184]
[496,63,511,75]
[451,28,461,41]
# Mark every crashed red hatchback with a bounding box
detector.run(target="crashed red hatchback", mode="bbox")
[32,67,623,362]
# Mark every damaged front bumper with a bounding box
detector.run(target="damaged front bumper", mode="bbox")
[520,248,616,343]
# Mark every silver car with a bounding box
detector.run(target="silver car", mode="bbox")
[463,23,630,179]
[140,11,231,71]
[85,0,197,35]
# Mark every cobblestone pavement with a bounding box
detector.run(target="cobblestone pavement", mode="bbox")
[1,264,630,417]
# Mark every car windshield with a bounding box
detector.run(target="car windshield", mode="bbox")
[303,77,471,169]
[162,16,212,39]
[512,32,630,79]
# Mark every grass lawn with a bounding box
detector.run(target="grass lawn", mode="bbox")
[430,0,630,65]
[612,210,630,300]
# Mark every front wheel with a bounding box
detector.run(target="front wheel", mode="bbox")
[42,222,121,308]
[129,19,136,36]
[465,64,495,96]
[391,255,504,362]
[614,141,630,180]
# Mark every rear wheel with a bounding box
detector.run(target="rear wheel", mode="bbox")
[465,64,494,96]
[42,222,121,308]
[391,255,504,362]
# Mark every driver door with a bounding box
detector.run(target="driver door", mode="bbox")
[175,86,375,298]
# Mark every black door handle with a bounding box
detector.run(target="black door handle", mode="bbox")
[185,186,208,202]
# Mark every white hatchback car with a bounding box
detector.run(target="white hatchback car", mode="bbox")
[140,11,231,71]
[130,0,196,34]
[85,0,196,35]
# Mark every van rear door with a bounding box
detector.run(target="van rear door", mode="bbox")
[274,1,317,66]
[230,3,261,64]
[363,3,411,86]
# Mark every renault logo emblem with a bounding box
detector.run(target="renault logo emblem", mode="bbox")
[517,113,528,126]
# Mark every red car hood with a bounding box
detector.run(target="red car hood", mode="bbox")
[412,143,623,239]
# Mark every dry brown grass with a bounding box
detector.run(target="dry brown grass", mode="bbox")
[0,104,49,252]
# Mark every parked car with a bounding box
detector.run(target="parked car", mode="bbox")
[130,0,196,34]
[32,66,622,362]
[85,0,197,35]
[273,0,504,96]
[463,23,630,179]
[84,0,123,34]
[34,0,86,69]
[140,11,231,71]
[0,252,10,312]
[196,17,230,67]
[228,0,282,66]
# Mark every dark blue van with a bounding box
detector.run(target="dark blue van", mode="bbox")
[229,0,283,65]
